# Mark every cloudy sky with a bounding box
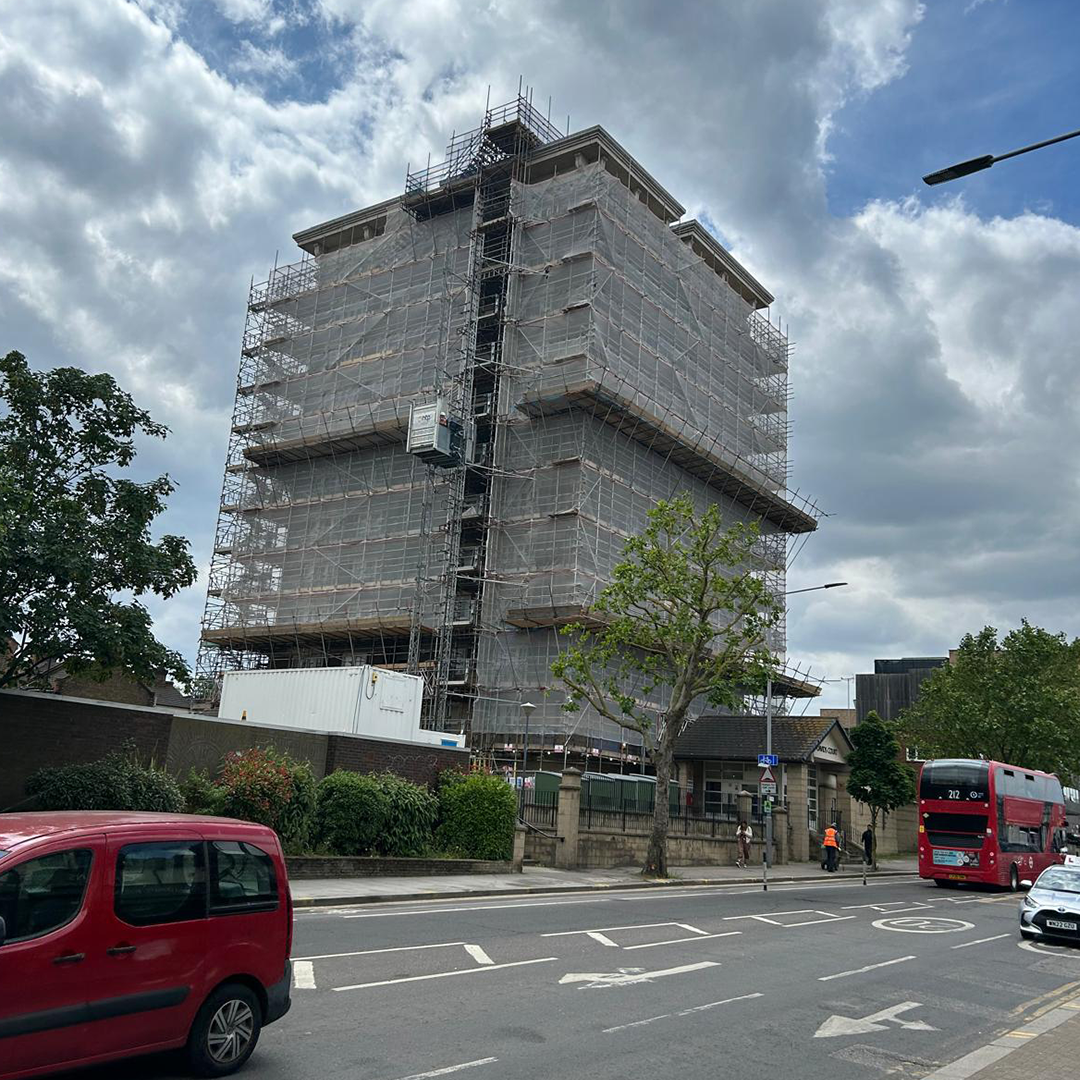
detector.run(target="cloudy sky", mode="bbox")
[2,0,1079,711]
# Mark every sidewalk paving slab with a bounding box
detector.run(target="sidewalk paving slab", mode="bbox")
[290,857,919,907]
[924,1000,1080,1080]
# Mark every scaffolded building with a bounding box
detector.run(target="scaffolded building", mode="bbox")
[198,95,818,761]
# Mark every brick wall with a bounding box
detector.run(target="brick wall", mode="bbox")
[0,689,468,810]
[0,691,172,810]
[324,733,462,788]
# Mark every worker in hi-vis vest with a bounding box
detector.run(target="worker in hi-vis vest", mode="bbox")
[823,824,840,873]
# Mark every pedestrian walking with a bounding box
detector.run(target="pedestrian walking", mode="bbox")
[823,823,839,872]
[862,825,874,867]
[735,820,753,868]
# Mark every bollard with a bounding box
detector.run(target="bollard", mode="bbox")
[763,847,768,892]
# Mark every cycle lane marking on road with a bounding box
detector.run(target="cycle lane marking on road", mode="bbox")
[559,961,719,988]
[602,991,763,1033]
[818,955,917,981]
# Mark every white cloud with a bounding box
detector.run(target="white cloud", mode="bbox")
[0,0,1075,714]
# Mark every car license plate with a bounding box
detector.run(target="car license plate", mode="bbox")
[1046,919,1077,931]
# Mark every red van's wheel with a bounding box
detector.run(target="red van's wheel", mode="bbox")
[187,983,263,1077]
[1009,865,1020,891]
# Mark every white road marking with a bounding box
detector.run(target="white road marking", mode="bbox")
[873,916,974,934]
[342,898,610,918]
[951,933,1011,949]
[543,921,699,938]
[334,957,558,992]
[463,944,495,966]
[394,1058,498,1079]
[295,942,468,961]
[293,960,316,989]
[724,909,857,927]
[815,1001,936,1039]
[602,992,762,1033]
[622,932,741,950]
[587,931,620,947]
[304,877,925,918]
[841,901,934,913]
[559,961,718,988]
[818,955,916,981]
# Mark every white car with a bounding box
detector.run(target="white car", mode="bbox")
[1020,858,1080,942]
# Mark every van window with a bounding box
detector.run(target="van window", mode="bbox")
[0,849,93,944]
[115,842,206,926]
[209,841,278,913]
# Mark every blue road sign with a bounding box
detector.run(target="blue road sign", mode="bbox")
[758,754,779,767]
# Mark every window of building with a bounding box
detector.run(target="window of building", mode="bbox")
[115,842,206,927]
[209,841,278,914]
[0,849,93,944]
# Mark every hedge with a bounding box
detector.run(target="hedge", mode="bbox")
[313,770,389,856]
[435,771,517,860]
[27,745,184,813]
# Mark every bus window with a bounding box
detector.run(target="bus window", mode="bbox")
[920,760,989,802]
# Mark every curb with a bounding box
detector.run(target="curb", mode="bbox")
[291,868,916,908]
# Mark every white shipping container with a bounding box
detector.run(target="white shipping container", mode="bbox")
[217,667,461,747]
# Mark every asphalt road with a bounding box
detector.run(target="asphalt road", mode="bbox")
[64,875,1080,1080]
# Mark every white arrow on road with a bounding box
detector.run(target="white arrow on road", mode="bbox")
[559,962,718,988]
[814,1002,937,1039]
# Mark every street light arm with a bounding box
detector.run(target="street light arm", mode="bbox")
[923,126,1080,186]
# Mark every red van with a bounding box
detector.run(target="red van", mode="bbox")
[0,812,292,1079]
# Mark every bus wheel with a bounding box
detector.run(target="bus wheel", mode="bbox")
[1010,865,1020,891]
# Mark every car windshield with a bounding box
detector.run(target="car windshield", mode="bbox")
[1035,868,1080,893]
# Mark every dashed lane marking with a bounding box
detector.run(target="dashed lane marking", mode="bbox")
[393,1058,498,1079]
[951,933,1011,949]
[724,909,856,927]
[463,944,494,966]
[818,955,916,981]
[602,992,762,1033]
[293,960,316,989]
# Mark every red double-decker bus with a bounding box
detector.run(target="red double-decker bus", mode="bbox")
[918,758,1068,889]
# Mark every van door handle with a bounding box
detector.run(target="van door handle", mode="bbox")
[106,944,137,956]
[52,952,85,965]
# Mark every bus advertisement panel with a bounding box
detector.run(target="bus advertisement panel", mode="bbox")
[918,758,1068,889]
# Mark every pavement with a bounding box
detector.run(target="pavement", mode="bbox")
[290,855,920,906]
[59,872,1080,1080]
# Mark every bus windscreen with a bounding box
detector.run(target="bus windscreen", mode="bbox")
[919,760,990,802]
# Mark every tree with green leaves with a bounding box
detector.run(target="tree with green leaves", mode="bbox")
[0,350,196,690]
[897,622,1080,778]
[551,495,779,877]
[846,711,917,870]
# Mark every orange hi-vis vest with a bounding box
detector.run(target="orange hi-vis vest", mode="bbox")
[823,827,839,848]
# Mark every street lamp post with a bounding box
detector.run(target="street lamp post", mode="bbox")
[766,581,847,872]
[520,701,536,778]
[923,126,1080,185]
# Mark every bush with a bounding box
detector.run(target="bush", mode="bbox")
[216,747,316,853]
[27,745,184,813]
[313,771,389,856]
[179,768,225,816]
[435,770,517,860]
[371,773,439,857]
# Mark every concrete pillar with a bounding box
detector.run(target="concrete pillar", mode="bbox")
[555,768,582,870]
[512,825,526,873]
[786,764,810,862]
[772,809,788,865]
[736,788,753,825]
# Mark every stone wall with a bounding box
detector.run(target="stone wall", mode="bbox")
[287,856,514,878]
[0,689,468,810]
